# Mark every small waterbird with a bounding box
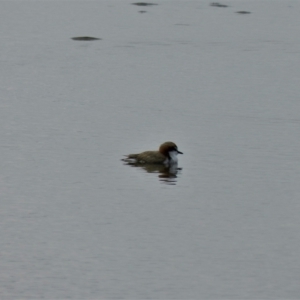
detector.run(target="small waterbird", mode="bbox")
[122,141,183,165]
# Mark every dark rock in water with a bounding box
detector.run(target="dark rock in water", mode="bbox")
[236,11,251,14]
[132,2,157,6]
[210,2,228,7]
[71,37,101,41]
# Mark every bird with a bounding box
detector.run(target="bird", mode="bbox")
[122,141,183,165]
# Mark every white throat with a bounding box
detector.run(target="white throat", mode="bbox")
[168,150,178,163]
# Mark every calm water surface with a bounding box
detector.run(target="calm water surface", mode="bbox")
[1,1,300,298]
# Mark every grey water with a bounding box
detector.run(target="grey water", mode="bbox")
[1,0,300,298]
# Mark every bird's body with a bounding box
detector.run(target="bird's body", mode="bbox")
[123,141,183,165]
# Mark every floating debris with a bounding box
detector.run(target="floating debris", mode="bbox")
[71,36,101,41]
[132,2,157,6]
[210,2,228,7]
[236,11,251,14]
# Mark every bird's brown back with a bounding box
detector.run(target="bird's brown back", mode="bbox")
[128,151,166,164]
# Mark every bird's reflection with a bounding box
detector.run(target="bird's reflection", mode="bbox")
[123,162,182,185]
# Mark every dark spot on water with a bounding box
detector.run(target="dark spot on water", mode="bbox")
[71,37,101,41]
[210,2,228,7]
[132,2,157,6]
[236,11,251,14]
